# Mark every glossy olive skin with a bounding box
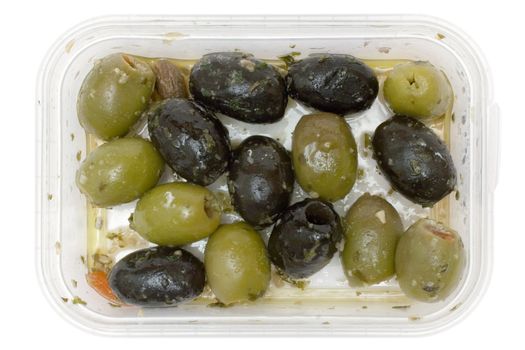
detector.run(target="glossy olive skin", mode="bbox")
[383,61,452,119]
[204,222,271,305]
[130,182,221,246]
[76,138,164,207]
[189,52,287,123]
[268,199,343,279]
[228,136,294,228]
[342,194,403,284]
[287,54,378,115]
[151,59,188,100]
[147,98,231,186]
[395,219,465,302]
[372,115,457,206]
[108,247,205,307]
[77,53,155,140]
[292,113,358,201]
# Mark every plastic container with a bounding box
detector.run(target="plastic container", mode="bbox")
[36,15,498,336]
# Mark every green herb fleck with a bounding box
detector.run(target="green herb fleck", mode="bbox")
[451,112,456,122]
[361,305,368,309]
[76,150,82,162]
[409,316,421,321]
[392,305,411,310]
[71,279,78,288]
[277,51,301,66]
[72,296,86,305]
[455,191,460,200]
[80,255,86,265]
[61,297,69,303]
[436,33,446,40]
[289,44,296,48]
[70,133,75,141]
[47,193,53,200]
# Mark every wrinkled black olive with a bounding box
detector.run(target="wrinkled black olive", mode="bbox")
[228,135,294,228]
[189,52,288,123]
[268,199,343,279]
[147,98,231,186]
[108,247,205,307]
[372,115,457,206]
[286,54,378,115]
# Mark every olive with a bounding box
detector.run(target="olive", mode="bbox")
[383,61,452,120]
[228,136,294,228]
[341,194,403,284]
[130,182,221,246]
[76,138,164,207]
[189,52,287,123]
[268,199,343,279]
[77,53,155,140]
[286,54,378,115]
[372,115,457,206]
[147,98,231,186]
[108,247,205,307]
[395,218,465,302]
[151,59,188,100]
[204,222,270,305]
[292,113,358,201]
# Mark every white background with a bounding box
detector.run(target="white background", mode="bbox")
[0,0,522,348]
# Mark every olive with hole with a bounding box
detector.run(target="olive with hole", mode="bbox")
[108,247,205,307]
[372,115,456,206]
[204,222,271,305]
[395,218,465,302]
[147,98,231,186]
[77,53,155,140]
[342,194,403,284]
[286,54,378,115]
[292,112,358,201]
[268,199,343,279]
[189,52,287,123]
[228,135,294,228]
[383,61,452,119]
[76,137,164,207]
[130,182,221,246]
[151,59,188,100]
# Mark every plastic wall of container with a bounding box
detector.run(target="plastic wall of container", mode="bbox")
[36,15,498,336]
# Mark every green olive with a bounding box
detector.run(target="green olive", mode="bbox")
[292,113,358,201]
[77,53,155,140]
[76,137,164,207]
[130,182,221,246]
[395,218,465,302]
[204,222,270,305]
[342,194,403,284]
[383,61,452,119]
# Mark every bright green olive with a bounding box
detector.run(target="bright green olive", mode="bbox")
[130,182,221,246]
[395,218,465,302]
[383,61,452,119]
[342,194,403,284]
[292,112,358,201]
[76,137,164,207]
[77,53,155,140]
[204,222,270,305]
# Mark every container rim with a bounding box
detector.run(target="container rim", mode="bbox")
[35,14,495,337]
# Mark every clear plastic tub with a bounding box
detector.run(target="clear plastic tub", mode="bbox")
[36,15,498,336]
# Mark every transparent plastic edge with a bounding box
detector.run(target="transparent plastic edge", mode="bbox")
[35,14,495,337]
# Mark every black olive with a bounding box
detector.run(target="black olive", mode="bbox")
[268,199,343,279]
[286,54,378,115]
[228,135,294,228]
[372,115,457,206]
[147,98,231,186]
[108,247,205,307]
[189,52,288,123]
